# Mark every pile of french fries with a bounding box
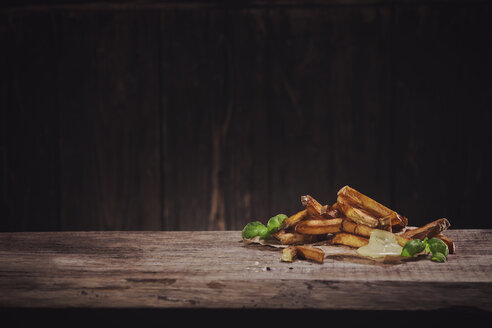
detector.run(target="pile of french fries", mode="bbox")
[274,185,454,263]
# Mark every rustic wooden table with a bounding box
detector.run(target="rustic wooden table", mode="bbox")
[0,230,491,312]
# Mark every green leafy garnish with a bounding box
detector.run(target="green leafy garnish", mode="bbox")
[431,252,447,262]
[267,214,288,234]
[401,237,449,262]
[428,238,449,257]
[241,221,268,239]
[242,214,287,240]
[401,239,426,257]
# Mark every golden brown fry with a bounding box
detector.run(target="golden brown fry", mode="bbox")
[337,196,380,228]
[295,245,325,263]
[326,206,342,219]
[301,195,325,219]
[400,218,450,240]
[337,185,408,230]
[272,230,322,245]
[295,218,343,235]
[338,185,393,218]
[340,219,373,237]
[434,234,455,254]
[281,246,298,262]
[281,209,308,230]
[381,212,407,232]
[341,219,410,247]
[332,232,369,248]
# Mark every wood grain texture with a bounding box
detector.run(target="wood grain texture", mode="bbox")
[392,3,492,228]
[222,9,271,230]
[1,3,491,232]
[0,11,60,231]
[160,8,226,231]
[58,10,162,230]
[0,230,490,311]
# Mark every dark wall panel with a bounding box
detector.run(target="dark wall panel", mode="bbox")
[223,9,271,231]
[57,10,162,230]
[1,2,491,231]
[160,8,226,231]
[1,12,60,231]
[393,4,492,228]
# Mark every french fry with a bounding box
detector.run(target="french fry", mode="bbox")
[295,218,343,235]
[272,230,322,245]
[295,245,325,263]
[340,219,373,237]
[341,219,410,247]
[326,203,343,218]
[301,195,325,219]
[337,185,408,230]
[337,196,380,228]
[338,185,395,218]
[332,233,369,248]
[400,218,450,240]
[281,246,298,262]
[281,209,308,230]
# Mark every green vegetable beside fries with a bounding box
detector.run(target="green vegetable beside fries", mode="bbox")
[401,237,449,262]
[242,214,287,239]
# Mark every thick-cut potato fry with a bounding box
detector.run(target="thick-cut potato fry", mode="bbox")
[341,220,410,247]
[434,234,455,254]
[337,196,380,228]
[301,195,325,219]
[281,246,298,262]
[272,230,322,245]
[381,212,407,232]
[401,218,450,240]
[281,209,308,230]
[338,185,408,230]
[338,185,394,218]
[295,218,342,235]
[341,219,373,237]
[295,245,325,263]
[332,233,369,248]
[326,203,342,219]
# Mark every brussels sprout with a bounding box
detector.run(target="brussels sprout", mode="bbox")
[428,238,449,257]
[431,252,447,263]
[242,221,268,239]
[242,214,288,240]
[401,239,426,257]
[267,214,288,235]
[401,237,449,262]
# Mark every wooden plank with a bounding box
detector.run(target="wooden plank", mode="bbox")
[266,6,393,215]
[221,9,272,230]
[160,8,226,230]
[58,10,162,230]
[0,11,60,231]
[0,230,490,311]
[392,4,492,228]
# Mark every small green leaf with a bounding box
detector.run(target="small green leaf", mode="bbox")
[401,239,426,257]
[428,238,449,257]
[431,252,447,263]
[267,214,288,235]
[242,221,268,239]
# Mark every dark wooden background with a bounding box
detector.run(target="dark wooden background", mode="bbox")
[1,0,491,231]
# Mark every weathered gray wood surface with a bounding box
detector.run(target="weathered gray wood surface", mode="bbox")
[0,230,490,311]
